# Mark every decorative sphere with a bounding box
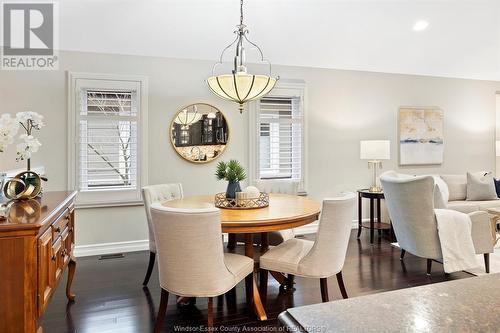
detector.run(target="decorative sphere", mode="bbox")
[244,186,260,199]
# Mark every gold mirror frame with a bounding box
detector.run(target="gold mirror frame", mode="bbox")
[170,103,230,164]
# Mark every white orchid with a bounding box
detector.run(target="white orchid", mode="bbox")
[16,134,42,161]
[0,113,20,152]
[16,111,45,130]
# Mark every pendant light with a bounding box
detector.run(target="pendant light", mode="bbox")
[174,105,202,129]
[207,0,278,113]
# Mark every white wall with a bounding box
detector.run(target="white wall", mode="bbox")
[1,50,499,251]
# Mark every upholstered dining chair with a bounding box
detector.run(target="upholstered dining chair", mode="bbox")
[380,171,493,274]
[149,204,257,330]
[141,183,183,286]
[259,194,356,303]
[229,180,300,248]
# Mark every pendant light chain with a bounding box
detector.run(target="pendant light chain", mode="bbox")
[240,0,244,26]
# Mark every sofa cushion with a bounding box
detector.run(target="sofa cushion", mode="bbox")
[447,199,500,214]
[466,172,497,201]
[446,201,481,214]
[440,175,467,201]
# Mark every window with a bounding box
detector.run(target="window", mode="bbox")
[249,81,306,192]
[68,73,148,207]
[259,97,302,180]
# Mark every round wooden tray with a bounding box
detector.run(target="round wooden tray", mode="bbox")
[214,192,269,210]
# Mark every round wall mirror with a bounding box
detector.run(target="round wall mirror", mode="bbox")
[170,103,230,163]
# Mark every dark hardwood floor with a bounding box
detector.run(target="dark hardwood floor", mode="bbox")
[41,231,471,333]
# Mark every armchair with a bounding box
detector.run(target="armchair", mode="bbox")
[380,171,493,274]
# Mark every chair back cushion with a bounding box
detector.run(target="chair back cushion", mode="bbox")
[150,204,235,296]
[440,175,467,201]
[380,171,442,259]
[297,194,356,277]
[142,184,183,252]
[254,180,299,195]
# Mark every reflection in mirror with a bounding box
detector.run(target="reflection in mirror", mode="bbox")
[170,104,229,163]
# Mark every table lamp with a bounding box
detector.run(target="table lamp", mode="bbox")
[360,140,390,193]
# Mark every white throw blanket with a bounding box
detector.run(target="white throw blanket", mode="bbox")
[434,209,478,273]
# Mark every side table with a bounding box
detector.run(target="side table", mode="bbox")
[357,189,391,244]
[486,208,500,246]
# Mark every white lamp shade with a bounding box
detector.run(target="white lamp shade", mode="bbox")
[360,140,391,160]
[207,73,277,108]
[496,141,500,156]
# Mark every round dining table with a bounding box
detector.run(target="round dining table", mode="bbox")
[162,193,321,321]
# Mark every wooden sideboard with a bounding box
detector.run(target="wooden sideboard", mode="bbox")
[0,191,77,333]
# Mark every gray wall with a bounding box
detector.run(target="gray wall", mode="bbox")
[0,50,498,249]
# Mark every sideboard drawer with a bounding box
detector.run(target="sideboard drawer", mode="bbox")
[51,208,70,241]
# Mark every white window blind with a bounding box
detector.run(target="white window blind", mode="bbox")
[258,97,302,180]
[79,90,138,191]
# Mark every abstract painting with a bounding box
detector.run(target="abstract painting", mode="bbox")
[399,107,444,165]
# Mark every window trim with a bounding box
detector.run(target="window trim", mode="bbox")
[68,72,148,208]
[248,80,307,194]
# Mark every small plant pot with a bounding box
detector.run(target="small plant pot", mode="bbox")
[226,181,241,199]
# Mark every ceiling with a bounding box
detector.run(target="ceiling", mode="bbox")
[56,0,500,80]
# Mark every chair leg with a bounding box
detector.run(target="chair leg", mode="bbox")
[143,251,156,286]
[259,269,268,307]
[227,234,236,249]
[484,253,490,274]
[320,278,329,302]
[336,271,348,299]
[153,288,169,333]
[207,297,213,328]
[426,259,432,276]
[286,274,295,290]
[400,249,406,261]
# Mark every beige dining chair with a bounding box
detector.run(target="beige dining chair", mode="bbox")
[141,183,183,286]
[150,203,259,330]
[229,180,300,248]
[259,194,356,303]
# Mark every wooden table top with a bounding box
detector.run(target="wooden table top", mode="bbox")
[162,193,321,233]
[0,191,77,234]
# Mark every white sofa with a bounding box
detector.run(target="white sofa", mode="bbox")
[440,174,500,213]
[378,173,500,223]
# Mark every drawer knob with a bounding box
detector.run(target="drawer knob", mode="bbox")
[51,254,56,261]
[55,227,61,233]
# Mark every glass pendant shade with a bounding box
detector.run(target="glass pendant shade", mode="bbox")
[207,73,277,112]
[174,109,202,126]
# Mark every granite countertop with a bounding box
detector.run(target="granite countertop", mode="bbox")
[279,274,500,333]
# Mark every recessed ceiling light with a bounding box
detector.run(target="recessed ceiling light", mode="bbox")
[413,20,429,32]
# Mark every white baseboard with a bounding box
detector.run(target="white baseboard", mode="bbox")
[74,239,149,257]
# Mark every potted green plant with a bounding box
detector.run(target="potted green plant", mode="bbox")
[215,160,246,199]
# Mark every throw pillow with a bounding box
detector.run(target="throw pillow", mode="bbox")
[466,172,497,201]
[440,174,467,201]
[495,178,500,198]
